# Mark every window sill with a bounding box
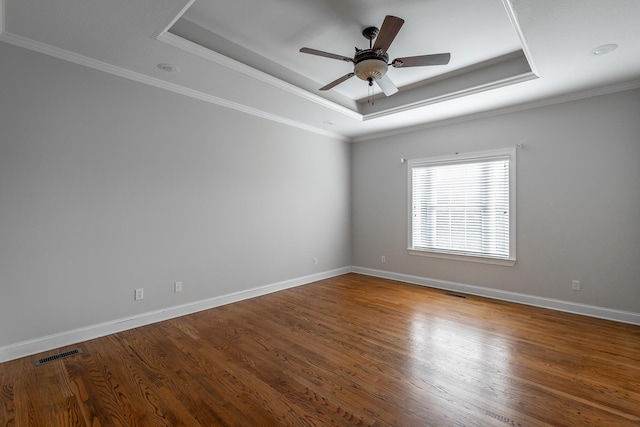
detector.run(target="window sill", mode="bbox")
[407,249,516,267]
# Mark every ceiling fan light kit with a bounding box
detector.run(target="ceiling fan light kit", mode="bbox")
[300,15,451,97]
[354,51,389,83]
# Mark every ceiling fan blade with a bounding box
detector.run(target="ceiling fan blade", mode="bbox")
[375,74,398,96]
[300,47,353,63]
[320,73,355,91]
[372,15,404,53]
[391,53,451,68]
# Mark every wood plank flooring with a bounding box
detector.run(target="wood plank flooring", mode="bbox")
[1,273,639,426]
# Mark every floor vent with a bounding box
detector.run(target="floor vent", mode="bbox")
[444,292,467,299]
[35,348,83,366]
[485,410,515,424]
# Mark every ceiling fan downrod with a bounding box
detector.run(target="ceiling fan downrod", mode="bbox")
[362,26,379,49]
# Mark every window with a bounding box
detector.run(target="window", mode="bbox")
[408,148,516,266]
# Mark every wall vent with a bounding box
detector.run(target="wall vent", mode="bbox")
[35,348,83,366]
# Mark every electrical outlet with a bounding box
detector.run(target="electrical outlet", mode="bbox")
[314,257,318,265]
[134,288,144,300]
[174,281,183,293]
[572,280,581,291]
[381,255,386,263]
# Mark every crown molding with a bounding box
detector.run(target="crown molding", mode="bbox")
[0,0,5,35]
[152,0,197,40]
[155,31,363,121]
[500,0,539,77]
[353,79,640,143]
[0,31,350,142]
[363,72,538,121]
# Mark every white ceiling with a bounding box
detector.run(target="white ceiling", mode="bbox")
[1,0,640,141]
[176,0,522,100]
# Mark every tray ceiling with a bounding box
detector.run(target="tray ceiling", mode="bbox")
[1,0,640,140]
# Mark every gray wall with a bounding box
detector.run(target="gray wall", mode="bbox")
[2,39,639,351]
[0,43,351,347]
[352,89,640,312]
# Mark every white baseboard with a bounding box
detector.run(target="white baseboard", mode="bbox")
[352,266,640,326]
[4,265,638,363]
[0,267,351,363]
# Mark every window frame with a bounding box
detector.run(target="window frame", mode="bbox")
[407,147,516,266]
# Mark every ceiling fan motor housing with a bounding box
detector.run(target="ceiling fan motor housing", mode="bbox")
[354,49,389,82]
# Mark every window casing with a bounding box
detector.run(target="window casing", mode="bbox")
[408,148,516,266]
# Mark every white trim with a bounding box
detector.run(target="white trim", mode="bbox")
[0,0,5,35]
[156,32,363,121]
[352,267,640,326]
[407,249,516,266]
[0,32,350,142]
[152,0,197,40]
[157,30,539,125]
[0,267,351,363]
[407,147,516,264]
[3,265,639,363]
[352,79,640,143]
[362,72,538,121]
[3,2,640,144]
[500,0,539,76]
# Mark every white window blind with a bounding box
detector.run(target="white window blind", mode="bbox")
[409,149,515,264]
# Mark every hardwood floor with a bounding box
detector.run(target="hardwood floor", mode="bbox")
[1,273,639,426]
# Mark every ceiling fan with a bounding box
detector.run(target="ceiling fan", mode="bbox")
[300,15,451,96]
